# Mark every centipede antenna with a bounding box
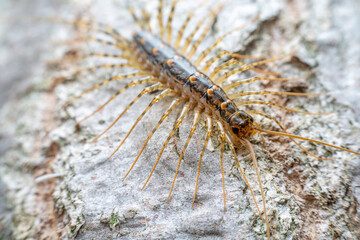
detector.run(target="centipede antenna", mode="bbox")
[216,121,227,211]
[141,9,152,32]
[123,97,186,181]
[235,100,331,115]
[241,138,270,240]
[174,0,208,49]
[255,128,360,155]
[142,102,193,190]
[224,134,263,221]
[167,107,202,202]
[192,115,213,207]
[247,111,334,160]
[194,15,260,66]
[158,0,164,38]
[63,72,149,106]
[215,52,295,84]
[75,78,158,127]
[222,76,306,92]
[93,84,167,144]
[185,2,225,58]
[229,90,322,99]
[166,0,178,44]
[107,88,175,159]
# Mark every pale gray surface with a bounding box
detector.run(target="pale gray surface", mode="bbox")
[1,0,360,239]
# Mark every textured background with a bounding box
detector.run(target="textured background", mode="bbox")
[1,0,360,239]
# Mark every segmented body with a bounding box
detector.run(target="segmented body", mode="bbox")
[59,1,360,239]
[133,30,253,139]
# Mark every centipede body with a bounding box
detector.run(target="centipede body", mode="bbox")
[52,0,360,239]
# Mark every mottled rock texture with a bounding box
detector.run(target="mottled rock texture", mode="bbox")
[1,0,360,239]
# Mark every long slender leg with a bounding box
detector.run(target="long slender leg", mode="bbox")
[222,76,306,92]
[158,0,164,39]
[142,102,193,190]
[241,138,270,240]
[89,36,126,50]
[123,97,186,181]
[165,0,179,44]
[64,72,149,105]
[141,9,152,32]
[246,110,333,160]
[167,106,202,201]
[107,89,177,158]
[75,77,158,126]
[223,133,263,220]
[93,84,168,143]
[214,52,295,84]
[216,121,227,211]
[66,63,138,79]
[235,100,331,115]
[192,115,213,207]
[194,15,259,66]
[181,2,224,56]
[202,50,272,75]
[187,3,225,59]
[79,52,129,60]
[127,6,144,29]
[174,0,208,49]
[228,90,322,99]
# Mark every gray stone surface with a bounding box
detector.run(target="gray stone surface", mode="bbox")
[1,0,360,239]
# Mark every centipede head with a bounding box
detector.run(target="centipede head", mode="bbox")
[229,111,256,139]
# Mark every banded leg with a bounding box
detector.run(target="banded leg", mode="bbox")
[142,102,194,190]
[228,90,322,99]
[166,0,179,44]
[79,52,129,60]
[123,97,186,181]
[64,72,149,105]
[192,115,213,206]
[194,15,260,66]
[235,100,331,115]
[107,88,176,158]
[203,50,280,77]
[158,0,164,38]
[224,134,263,220]
[187,3,225,59]
[241,138,270,240]
[174,0,208,49]
[93,84,167,143]
[75,77,158,126]
[89,36,126,50]
[222,76,306,92]
[66,63,138,79]
[141,9,152,32]
[215,52,295,84]
[167,107,202,201]
[127,6,144,28]
[181,2,224,56]
[247,111,333,160]
[216,121,227,211]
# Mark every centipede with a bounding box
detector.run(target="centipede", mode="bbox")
[52,0,360,239]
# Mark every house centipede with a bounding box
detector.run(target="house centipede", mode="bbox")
[54,0,360,239]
